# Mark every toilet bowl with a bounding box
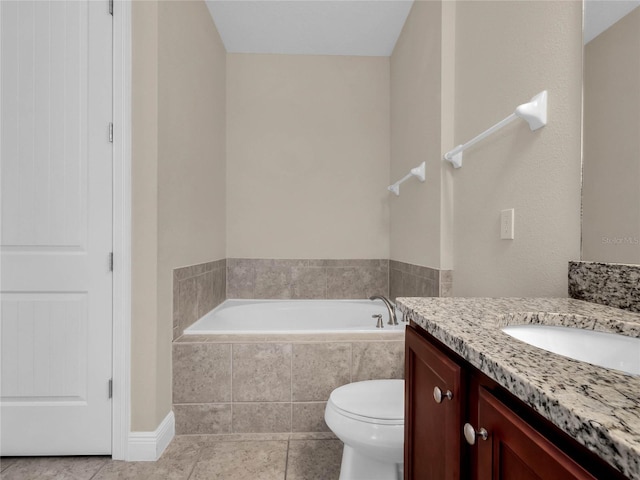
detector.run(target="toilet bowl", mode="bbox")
[324,379,404,480]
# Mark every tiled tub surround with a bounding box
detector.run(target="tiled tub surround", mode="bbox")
[172,332,405,436]
[569,261,640,313]
[396,297,640,479]
[226,259,389,299]
[173,260,226,340]
[389,260,452,300]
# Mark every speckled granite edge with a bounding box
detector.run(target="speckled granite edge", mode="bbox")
[396,297,640,479]
[569,261,640,313]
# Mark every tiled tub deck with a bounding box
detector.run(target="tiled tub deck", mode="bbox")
[172,331,405,435]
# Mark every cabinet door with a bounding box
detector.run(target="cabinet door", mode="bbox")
[476,388,597,480]
[405,326,463,480]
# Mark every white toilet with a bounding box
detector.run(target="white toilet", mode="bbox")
[324,379,404,480]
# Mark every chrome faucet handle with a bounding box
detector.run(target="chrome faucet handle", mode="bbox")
[368,295,398,326]
[372,314,384,328]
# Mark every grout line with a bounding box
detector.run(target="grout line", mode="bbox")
[175,277,182,338]
[87,457,110,480]
[284,438,290,480]
[289,401,293,436]
[224,263,228,300]
[185,449,201,480]
[230,343,234,433]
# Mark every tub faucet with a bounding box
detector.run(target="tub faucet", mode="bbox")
[369,295,398,326]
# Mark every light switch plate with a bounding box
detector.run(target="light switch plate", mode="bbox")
[501,209,514,240]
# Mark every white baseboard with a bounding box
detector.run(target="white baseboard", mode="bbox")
[127,411,175,461]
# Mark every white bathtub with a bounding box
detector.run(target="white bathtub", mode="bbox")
[183,299,406,335]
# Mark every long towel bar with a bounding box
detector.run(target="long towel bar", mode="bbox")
[444,91,547,169]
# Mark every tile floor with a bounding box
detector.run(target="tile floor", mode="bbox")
[0,435,343,480]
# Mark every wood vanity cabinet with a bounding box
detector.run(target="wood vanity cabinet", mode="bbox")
[475,387,596,479]
[405,324,627,480]
[405,323,464,479]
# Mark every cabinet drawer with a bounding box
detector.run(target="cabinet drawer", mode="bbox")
[476,387,597,480]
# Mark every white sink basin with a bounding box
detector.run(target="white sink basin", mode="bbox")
[501,325,640,376]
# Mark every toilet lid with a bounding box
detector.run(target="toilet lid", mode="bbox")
[329,379,404,422]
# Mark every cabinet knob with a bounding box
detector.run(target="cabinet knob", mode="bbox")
[463,423,489,445]
[433,386,453,403]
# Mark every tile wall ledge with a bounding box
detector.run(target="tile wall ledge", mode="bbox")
[174,331,405,344]
[173,259,226,340]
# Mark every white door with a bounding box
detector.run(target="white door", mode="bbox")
[1,0,113,455]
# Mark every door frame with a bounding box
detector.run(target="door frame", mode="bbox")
[112,0,132,461]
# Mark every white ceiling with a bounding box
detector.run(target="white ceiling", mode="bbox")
[205,1,415,56]
[205,1,640,56]
[584,0,640,44]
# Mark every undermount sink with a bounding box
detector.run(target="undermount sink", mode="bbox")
[501,325,640,376]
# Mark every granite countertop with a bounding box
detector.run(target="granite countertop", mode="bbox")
[396,297,640,479]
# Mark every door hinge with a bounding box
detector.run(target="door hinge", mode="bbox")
[109,122,113,143]
[108,379,113,399]
[109,0,113,16]
[109,252,114,272]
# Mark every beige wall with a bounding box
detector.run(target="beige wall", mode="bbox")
[390,0,456,271]
[582,7,640,264]
[390,1,443,270]
[131,0,226,431]
[226,54,390,259]
[451,1,583,296]
[131,0,160,432]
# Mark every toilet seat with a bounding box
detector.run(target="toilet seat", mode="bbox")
[328,379,404,425]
